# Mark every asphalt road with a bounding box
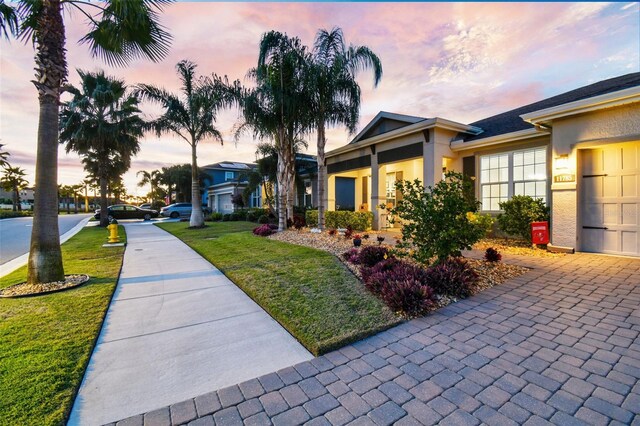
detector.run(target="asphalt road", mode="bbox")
[0,213,93,264]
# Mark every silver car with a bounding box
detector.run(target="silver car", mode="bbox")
[160,203,193,218]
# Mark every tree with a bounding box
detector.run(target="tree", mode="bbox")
[137,169,161,203]
[1,166,28,211]
[2,0,171,284]
[60,70,144,227]
[136,60,239,227]
[239,31,311,230]
[310,27,382,229]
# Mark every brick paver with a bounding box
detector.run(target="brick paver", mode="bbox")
[113,252,640,425]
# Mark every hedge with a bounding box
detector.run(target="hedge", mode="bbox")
[305,210,373,231]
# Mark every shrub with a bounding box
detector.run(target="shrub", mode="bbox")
[293,215,306,230]
[258,214,270,224]
[497,195,550,243]
[253,224,276,236]
[342,248,360,264]
[234,209,248,220]
[328,228,337,236]
[358,246,390,268]
[305,210,319,227]
[222,213,232,221]
[423,258,479,299]
[484,247,502,263]
[325,211,373,231]
[246,209,262,222]
[384,172,485,264]
[379,278,436,317]
[231,193,244,208]
[470,212,495,237]
[210,212,223,221]
[360,257,404,292]
[230,212,242,221]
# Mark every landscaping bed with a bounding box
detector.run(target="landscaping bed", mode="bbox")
[0,225,126,425]
[474,237,565,258]
[156,221,400,356]
[0,274,90,298]
[268,229,528,317]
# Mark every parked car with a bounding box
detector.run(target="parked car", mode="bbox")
[139,203,152,209]
[160,203,211,218]
[94,204,159,221]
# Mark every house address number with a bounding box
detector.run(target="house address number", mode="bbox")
[553,173,576,183]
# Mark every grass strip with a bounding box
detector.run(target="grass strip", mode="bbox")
[0,225,126,425]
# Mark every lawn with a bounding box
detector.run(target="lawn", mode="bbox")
[0,225,126,425]
[157,221,400,355]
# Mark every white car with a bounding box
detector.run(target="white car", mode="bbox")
[160,203,192,218]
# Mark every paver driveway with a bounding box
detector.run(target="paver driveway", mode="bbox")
[114,252,640,426]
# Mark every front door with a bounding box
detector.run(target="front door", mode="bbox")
[581,142,640,256]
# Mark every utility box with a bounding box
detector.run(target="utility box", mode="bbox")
[531,221,549,245]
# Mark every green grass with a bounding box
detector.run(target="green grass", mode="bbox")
[157,222,401,355]
[0,226,126,425]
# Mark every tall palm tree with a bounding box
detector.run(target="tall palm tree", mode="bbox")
[60,70,145,227]
[1,165,28,211]
[2,0,171,284]
[241,31,311,230]
[136,60,239,227]
[137,169,161,203]
[310,27,382,229]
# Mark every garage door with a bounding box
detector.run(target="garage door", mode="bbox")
[581,142,640,256]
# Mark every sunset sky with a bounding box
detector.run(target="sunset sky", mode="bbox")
[1,1,638,197]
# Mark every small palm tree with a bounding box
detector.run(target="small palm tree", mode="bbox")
[137,169,161,203]
[60,70,145,227]
[2,0,171,284]
[1,166,28,211]
[136,60,239,227]
[310,27,382,229]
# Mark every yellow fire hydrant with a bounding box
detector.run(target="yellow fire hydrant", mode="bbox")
[107,220,120,243]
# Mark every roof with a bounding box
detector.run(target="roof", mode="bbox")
[202,161,256,170]
[350,111,429,144]
[464,72,640,142]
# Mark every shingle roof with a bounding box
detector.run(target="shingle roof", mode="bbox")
[464,72,640,142]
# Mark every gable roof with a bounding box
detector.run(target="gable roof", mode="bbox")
[350,111,428,144]
[464,72,640,142]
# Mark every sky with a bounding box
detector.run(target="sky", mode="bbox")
[1,1,638,197]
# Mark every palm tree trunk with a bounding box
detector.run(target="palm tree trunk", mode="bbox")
[27,0,66,285]
[13,187,18,212]
[276,156,287,231]
[99,176,109,227]
[189,142,204,227]
[317,123,326,230]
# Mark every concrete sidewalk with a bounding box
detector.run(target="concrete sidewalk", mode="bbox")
[68,222,312,426]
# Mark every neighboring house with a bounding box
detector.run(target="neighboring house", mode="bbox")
[202,162,262,214]
[294,153,319,209]
[325,72,640,257]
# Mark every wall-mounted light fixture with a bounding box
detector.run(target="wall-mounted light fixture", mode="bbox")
[555,154,570,170]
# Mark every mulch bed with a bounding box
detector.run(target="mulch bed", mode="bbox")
[474,238,566,258]
[0,274,90,298]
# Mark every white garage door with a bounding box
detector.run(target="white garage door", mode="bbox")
[581,142,640,256]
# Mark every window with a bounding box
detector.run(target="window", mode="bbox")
[251,186,261,207]
[225,171,234,181]
[513,148,547,204]
[480,153,509,211]
[304,180,312,207]
[479,147,547,211]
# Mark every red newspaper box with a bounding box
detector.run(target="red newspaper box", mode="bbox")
[531,221,549,245]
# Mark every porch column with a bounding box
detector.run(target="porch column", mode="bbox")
[370,154,383,230]
[423,133,435,189]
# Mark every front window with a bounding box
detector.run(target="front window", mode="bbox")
[304,180,312,207]
[251,186,261,207]
[225,171,234,181]
[480,147,547,211]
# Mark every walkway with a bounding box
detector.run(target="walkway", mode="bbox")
[114,251,640,425]
[69,222,312,426]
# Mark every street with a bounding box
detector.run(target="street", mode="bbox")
[0,214,93,264]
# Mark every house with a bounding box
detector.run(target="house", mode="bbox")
[324,72,640,257]
[203,156,319,214]
[202,162,262,214]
